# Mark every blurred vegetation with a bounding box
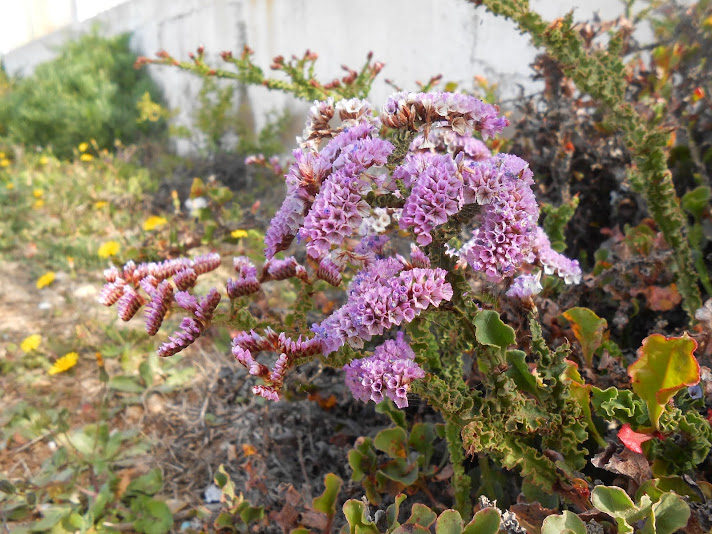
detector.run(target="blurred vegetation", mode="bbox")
[0,30,166,159]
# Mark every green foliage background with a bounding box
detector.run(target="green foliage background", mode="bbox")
[0,30,165,159]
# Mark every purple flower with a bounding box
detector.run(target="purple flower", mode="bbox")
[193,253,221,275]
[227,257,260,298]
[532,228,582,284]
[173,268,198,291]
[316,258,343,287]
[264,149,333,258]
[195,288,221,323]
[381,91,508,139]
[461,154,539,281]
[265,256,308,282]
[117,286,144,321]
[312,259,453,354]
[399,153,462,246]
[344,332,424,408]
[506,273,543,299]
[144,280,174,335]
[158,317,203,357]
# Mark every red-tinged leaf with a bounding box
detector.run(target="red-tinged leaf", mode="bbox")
[628,333,700,430]
[562,307,607,367]
[617,424,654,454]
[642,284,682,312]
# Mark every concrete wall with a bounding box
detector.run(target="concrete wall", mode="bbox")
[2,0,634,153]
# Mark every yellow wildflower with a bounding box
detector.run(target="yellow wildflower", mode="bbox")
[5,183,14,189]
[49,352,79,375]
[0,159,10,167]
[0,152,4,158]
[33,199,45,208]
[39,156,49,165]
[98,241,120,258]
[36,271,56,289]
[143,215,168,231]
[231,229,248,239]
[80,153,94,162]
[94,201,108,209]
[21,334,42,353]
[78,142,89,153]
[33,189,43,198]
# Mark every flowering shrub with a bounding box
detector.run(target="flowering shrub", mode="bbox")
[100,90,582,402]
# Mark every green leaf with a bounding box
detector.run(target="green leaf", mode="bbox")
[374,427,408,459]
[132,497,173,534]
[29,506,71,531]
[591,485,636,517]
[125,468,163,497]
[435,509,463,534]
[681,186,710,220]
[628,333,700,430]
[378,458,419,486]
[214,464,235,502]
[312,473,342,516]
[375,399,407,428]
[473,310,515,349]
[385,493,408,529]
[541,511,586,534]
[636,476,701,504]
[645,492,691,534]
[109,375,145,393]
[406,503,437,527]
[408,423,436,465]
[505,350,541,400]
[342,499,379,534]
[561,307,607,367]
[463,507,501,534]
[591,486,652,533]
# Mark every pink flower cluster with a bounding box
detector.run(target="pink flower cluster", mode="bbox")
[227,257,260,299]
[460,155,540,281]
[231,328,322,401]
[344,332,424,408]
[99,253,221,326]
[381,91,508,138]
[398,153,462,246]
[312,257,453,354]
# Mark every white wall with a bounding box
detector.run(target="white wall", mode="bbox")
[2,0,635,153]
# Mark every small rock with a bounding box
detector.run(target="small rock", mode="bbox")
[204,483,222,503]
[38,301,51,310]
[73,284,98,298]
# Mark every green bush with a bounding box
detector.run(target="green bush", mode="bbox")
[0,30,166,158]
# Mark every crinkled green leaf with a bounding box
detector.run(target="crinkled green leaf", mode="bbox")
[541,510,586,534]
[590,386,648,425]
[564,361,606,446]
[463,507,501,534]
[506,350,542,400]
[628,333,700,430]
[681,185,710,220]
[473,310,515,349]
[561,307,607,367]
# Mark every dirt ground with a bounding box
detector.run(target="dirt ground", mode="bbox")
[0,259,399,532]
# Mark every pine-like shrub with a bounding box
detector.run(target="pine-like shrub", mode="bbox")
[0,30,166,158]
